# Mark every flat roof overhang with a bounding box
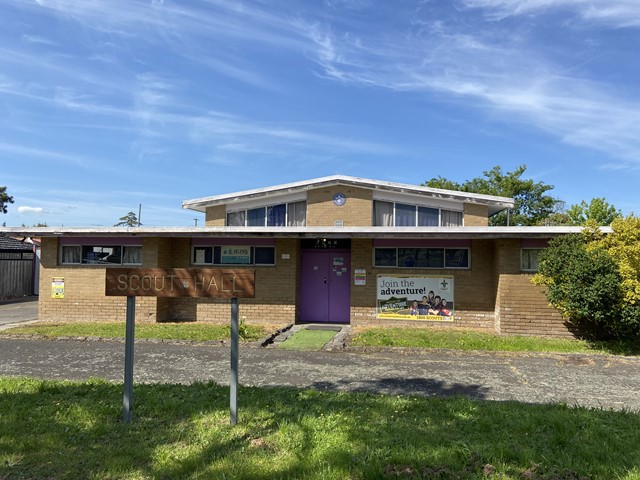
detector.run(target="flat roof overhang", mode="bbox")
[0,226,611,240]
[182,175,516,216]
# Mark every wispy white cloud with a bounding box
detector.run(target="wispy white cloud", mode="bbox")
[0,142,91,167]
[461,0,640,27]
[295,10,640,166]
[21,34,58,46]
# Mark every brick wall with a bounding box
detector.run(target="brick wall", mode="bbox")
[205,205,226,226]
[493,239,573,337]
[307,186,373,226]
[350,239,497,330]
[162,238,299,325]
[37,233,576,337]
[38,237,159,323]
[463,203,489,226]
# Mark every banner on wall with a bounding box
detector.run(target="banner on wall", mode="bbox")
[376,275,455,321]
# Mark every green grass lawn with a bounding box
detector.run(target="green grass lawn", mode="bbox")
[278,329,337,351]
[2,322,268,342]
[1,377,639,479]
[351,327,640,356]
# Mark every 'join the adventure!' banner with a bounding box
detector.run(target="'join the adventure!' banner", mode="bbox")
[377,275,454,321]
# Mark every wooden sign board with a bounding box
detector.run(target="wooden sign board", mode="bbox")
[105,268,255,298]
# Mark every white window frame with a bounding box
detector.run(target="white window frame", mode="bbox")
[226,201,306,227]
[372,200,463,227]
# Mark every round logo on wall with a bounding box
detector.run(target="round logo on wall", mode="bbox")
[333,192,346,206]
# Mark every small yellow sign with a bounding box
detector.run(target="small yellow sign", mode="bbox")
[52,277,65,299]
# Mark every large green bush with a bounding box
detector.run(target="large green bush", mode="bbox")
[534,220,640,339]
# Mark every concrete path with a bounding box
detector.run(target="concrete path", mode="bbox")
[1,337,638,411]
[0,297,39,330]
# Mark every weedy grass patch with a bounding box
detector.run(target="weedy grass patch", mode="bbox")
[351,327,640,356]
[1,377,639,479]
[2,321,269,342]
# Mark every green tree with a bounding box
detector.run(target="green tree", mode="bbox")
[114,212,140,227]
[424,165,561,226]
[0,186,14,214]
[566,197,622,226]
[533,216,640,339]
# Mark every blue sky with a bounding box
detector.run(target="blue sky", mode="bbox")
[2,0,640,227]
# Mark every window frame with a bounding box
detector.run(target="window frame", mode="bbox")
[372,247,471,269]
[226,201,306,227]
[521,248,543,272]
[60,244,142,266]
[191,245,276,266]
[373,200,464,227]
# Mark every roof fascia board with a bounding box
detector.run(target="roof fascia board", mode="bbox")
[182,175,516,212]
[1,225,610,239]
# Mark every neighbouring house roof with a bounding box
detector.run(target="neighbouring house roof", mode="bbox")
[0,235,36,251]
[182,175,516,216]
[0,226,610,240]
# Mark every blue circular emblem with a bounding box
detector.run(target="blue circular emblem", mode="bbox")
[333,192,346,206]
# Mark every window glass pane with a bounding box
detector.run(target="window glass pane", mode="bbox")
[123,246,142,265]
[193,247,213,264]
[445,249,469,268]
[397,248,420,267]
[61,246,81,264]
[521,249,541,271]
[374,248,397,267]
[395,203,416,226]
[373,201,394,226]
[441,210,463,226]
[267,204,286,227]
[287,201,306,226]
[227,211,245,227]
[255,247,275,265]
[419,248,445,268]
[247,207,265,226]
[82,246,121,264]
[418,207,439,226]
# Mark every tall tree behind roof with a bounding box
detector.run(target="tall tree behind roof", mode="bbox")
[424,165,561,226]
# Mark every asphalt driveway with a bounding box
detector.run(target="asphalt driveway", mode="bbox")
[0,296,38,329]
[1,337,638,412]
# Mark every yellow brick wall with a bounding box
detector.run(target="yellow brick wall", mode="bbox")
[307,186,373,226]
[37,234,574,337]
[463,203,489,226]
[38,238,159,323]
[350,239,497,330]
[163,238,299,325]
[493,239,573,337]
[205,205,226,226]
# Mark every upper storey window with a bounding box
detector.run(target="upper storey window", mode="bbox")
[373,201,463,227]
[227,201,306,227]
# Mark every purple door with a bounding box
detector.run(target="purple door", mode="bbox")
[300,250,351,323]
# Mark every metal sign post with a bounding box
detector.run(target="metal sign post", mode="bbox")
[123,295,136,423]
[230,297,239,425]
[105,268,255,425]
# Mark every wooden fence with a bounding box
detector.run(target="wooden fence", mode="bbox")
[0,252,35,300]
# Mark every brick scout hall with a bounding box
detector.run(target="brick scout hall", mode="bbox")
[11,175,591,337]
